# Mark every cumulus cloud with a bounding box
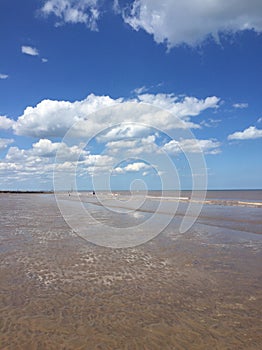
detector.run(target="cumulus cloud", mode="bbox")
[32,139,60,157]
[0,116,15,130]
[106,133,221,158]
[42,58,48,63]
[105,135,158,156]
[0,74,8,79]
[32,139,87,161]
[13,93,220,138]
[233,103,248,109]
[97,124,149,142]
[1,138,114,182]
[228,126,262,140]
[41,0,100,30]
[3,93,222,187]
[21,46,39,56]
[113,161,150,174]
[5,139,85,163]
[38,1,262,48]
[137,94,219,121]
[122,0,262,48]
[0,138,13,151]
[0,144,56,187]
[13,94,121,137]
[163,138,221,155]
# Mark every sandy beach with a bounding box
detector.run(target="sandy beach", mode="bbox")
[0,193,261,349]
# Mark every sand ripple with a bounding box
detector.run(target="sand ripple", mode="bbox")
[0,194,261,349]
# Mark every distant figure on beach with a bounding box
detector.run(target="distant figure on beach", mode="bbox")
[93,191,95,195]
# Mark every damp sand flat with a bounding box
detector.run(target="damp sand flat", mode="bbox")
[0,193,262,350]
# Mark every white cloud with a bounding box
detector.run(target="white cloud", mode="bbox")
[106,134,156,150]
[0,74,8,79]
[137,94,219,118]
[257,117,262,123]
[125,162,149,172]
[0,138,13,151]
[1,144,56,186]
[41,0,100,30]
[132,83,164,95]
[42,58,48,63]
[233,103,248,109]
[113,0,121,14]
[97,124,149,142]
[132,86,148,94]
[21,46,39,56]
[5,139,85,163]
[13,93,220,138]
[113,161,150,174]
[105,134,221,157]
[13,94,122,137]
[200,118,221,128]
[122,0,262,48]
[32,139,60,157]
[228,126,262,140]
[3,93,221,187]
[0,116,15,130]
[32,139,87,161]
[163,138,221,155]
[0,138,114,185]
[105,135,158,156]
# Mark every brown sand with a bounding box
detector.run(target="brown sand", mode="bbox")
[0,194,261,349]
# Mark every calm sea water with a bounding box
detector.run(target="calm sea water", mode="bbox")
[142,190,262,202]
[82,189,262,202]
[59,190,262,238]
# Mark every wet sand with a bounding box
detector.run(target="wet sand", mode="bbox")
[0,193,262,349]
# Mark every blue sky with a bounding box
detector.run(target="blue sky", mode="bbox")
[0,0,262,190]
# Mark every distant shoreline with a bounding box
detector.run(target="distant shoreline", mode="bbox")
[0,190,54,194]
[1,189,262,193]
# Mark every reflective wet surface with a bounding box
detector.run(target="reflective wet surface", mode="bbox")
[0,193,261,349]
